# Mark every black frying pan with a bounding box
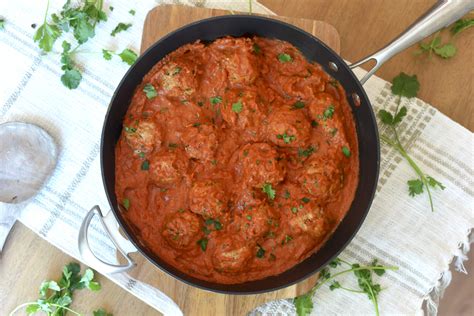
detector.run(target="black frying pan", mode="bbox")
[79,1,471,295]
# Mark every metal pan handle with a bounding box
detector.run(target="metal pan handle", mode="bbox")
[78,205,137,274]
[350,0,474,85]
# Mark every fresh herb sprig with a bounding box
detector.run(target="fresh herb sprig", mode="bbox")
[294,258,398,316]
[379,73,445,211]
[10,262,112,316]
[33,0,138,89]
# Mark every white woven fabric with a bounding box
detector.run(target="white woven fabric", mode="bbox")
[0,0,472,315]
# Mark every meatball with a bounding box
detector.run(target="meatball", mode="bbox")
[189,180,228,218]
[181,124,218,162]
[297,155,343,201]
[149,150,188,186]
[210,37,258,87]
[287,203,328,240]
[266,108,311,148]
[238,203,278,241]
[124,120,161,154]
[234,143,286,188]
[212,236,252,272]
[151,61,197,100]
[162,211,201,249]
[220,90,265,140]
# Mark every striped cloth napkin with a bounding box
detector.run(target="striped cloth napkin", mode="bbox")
[0,0,472,315]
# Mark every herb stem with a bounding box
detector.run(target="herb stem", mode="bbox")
[310,265,398,296]
[338,286,366,294]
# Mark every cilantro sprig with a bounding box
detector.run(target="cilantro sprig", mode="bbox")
[33,0,138,89]
[294,258,398,316]
[379,73,445,211]
[10,262,112,316]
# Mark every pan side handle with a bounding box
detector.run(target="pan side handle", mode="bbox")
[78,205,137,274]
[350,0,474,85]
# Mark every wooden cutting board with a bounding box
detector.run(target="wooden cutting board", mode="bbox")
[126,4,341,316]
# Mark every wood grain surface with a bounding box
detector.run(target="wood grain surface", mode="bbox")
[1,1,473,316]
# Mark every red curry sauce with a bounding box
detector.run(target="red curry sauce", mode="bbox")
[115,37,359,284]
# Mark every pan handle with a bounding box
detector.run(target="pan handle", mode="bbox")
[350,0,474,85]
[78,205,137,274]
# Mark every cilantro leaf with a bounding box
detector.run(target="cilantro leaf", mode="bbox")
[111,22,132,36]
[232,100,243,113]
[141,160,150,170]
[278,53,292,62]
[39,281,60,297]
[34,23,61,52]
[298,146,315,158]
[292,100,305,109]
[102,49,113,60]
[294,293,313,316]
[210,96,222,104]
[197,238,208,251]
[122,198,130,210]
[408,179,424,197]
[323,105,335,119]
[276,132,295,144]
[329,281,341,290]
[94,308,113,316]
[427,176,445,190]
[262,183,276,200]
[256,244,266,258]
[143,84,157,99]
[73,19,95,44]
[0,17,5,30]
[391,72,420,98]
[61,69,82,89]
[253,43,261,54]
[433,43,456,59]
[129,9,136,16]
[450,18,474,35]
[378,110,394,125]
[392,106,407,125]
[118,48,138,65]
[342,146,351,157]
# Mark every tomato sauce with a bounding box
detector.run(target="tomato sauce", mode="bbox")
[115,37,359,284]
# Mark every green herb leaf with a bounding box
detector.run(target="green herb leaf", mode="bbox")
[298,146,315,158]
[102,49,113,60]
[278,53,292,63]
[391,72,420,98]
[433,43,457,59]
[378,110,394,125]
[129,9,136,16]
[143,83,157,99]
[276,132,295,144]
[256,245,265,258]
[141,160,150,170]
[61,69,82,89]
[111,22,132,36]
[118,48,138,65]
[197,238,208,251]
[292,100,305,110]
[93,308,113,316]
[450,18,474,35]
[0,17,5,30]
[301,197,310,203]
[294,293,313,316]
[342,146,351,157]
[34,23,61,52]
[329,258,342,268]
[253,43,261,54]
[73,19,95,44]
[408,179,424,197]
[262,183,276,200]
[210,96,222,104]
[427,176,445,190]
[232,100,243,113]
[283,190,290,199]
[323,105,335,119]
[122,198,130,210]
[329,281,341,291]
[392,106,407,125]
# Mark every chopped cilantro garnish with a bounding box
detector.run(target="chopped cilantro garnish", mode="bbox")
[323,105,335,119]
[246,215,252,220]
[342,146,351,157]
[291,207,298,214]
[143,84,157,99]
[197,101,204,107]
[253,43,261,54]
[276,132,296,144]
[284,190,290,199]
[122,198,130,210]
[129,9,136,16]
[298,146,315,158]
[111,22,132,37]
[232,100,243,113]
[210,96,222,104]
[256,245,265,258]
[172,67,181,75]
[197,238,208,251]
[292,100,305,110]
[141,160,150,170]
[301,197,310,203]
[278,53,292,62]
[311,120,318,127]
[262,183,276,200]
[283,235,293,244]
